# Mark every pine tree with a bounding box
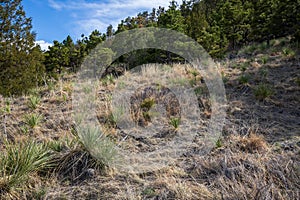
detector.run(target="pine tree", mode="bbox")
[44,40,69,77]
[106,24,114,38]
[0,0,44,96]
[84,30,106,53]
[158,1,187,33]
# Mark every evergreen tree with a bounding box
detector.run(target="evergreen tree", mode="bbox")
[0,0,44,96]
[213,0,251,50]
[187,1,209,40]
[106,24,114,38]
[63,35,82,72]
[250,0,274,43]
[44,40,69,77]
[44,35,85,76]
[148,8,157,27]
[84,30,106,53]
[158,1,187,33]
[270,0,300,38]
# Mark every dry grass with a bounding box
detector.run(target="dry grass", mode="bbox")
[0,42,299,199]
[237,133,269,153]
[188,134,299,200]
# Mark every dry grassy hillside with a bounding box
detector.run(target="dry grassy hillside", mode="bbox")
[0,39,299,199]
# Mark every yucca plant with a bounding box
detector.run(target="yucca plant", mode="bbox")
[140,98,155,110]
[170,117,180,129]
[0,141,53,195]
[194,87,203,96]
[24,113,43,128]
[77,126,118,167]
[53,125,118,183]
[215,138,222,148]
[259,68,269,79]
[101,74,115,86]
[261,56,268,64]
[282,47,295,57]
[189,69,199,85]
[28,95,41,110]
[20,125,29,135]
[1,99,11,114]
[258,42,268,51]
[239,44,256,55]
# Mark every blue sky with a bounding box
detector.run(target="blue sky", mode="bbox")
[22,0,173,50]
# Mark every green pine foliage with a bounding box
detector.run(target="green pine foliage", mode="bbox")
[0,0,45,96]
[1,0,300,95]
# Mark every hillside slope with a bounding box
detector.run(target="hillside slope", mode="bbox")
[0,39,299,199]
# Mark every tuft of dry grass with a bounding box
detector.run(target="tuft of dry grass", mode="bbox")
[239,133,269,153]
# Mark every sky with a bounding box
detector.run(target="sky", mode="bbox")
[22,0,174,50]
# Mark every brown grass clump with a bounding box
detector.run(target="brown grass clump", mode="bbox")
[150,174,214,200]
[189,138,299,200]
[239,133,269,153]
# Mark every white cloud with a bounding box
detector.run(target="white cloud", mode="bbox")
[73,19,106,37]
[35,40,52,51]
[48,0,176,37]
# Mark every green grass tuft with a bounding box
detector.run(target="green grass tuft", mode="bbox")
[239,74,251,85]
[253,84,274,100]
[24,113,43,128]
[28,95,41,110]
[170,117,180,129]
